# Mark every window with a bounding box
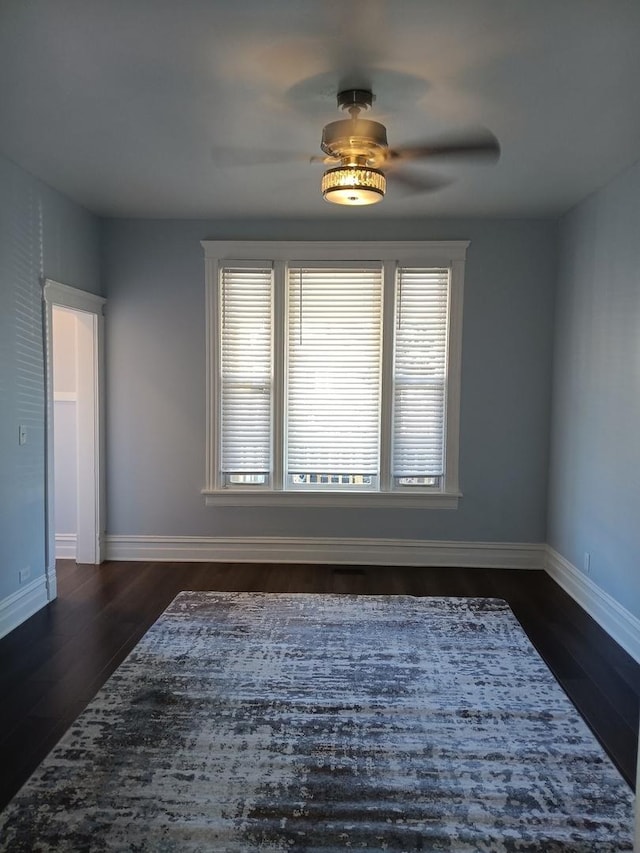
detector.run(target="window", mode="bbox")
[202,241,468,508]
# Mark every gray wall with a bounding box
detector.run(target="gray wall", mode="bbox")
[0,153,101,601]
[102,217,556,543]
[548,159,640,619]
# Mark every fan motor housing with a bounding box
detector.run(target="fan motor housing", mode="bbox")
[321,119,388,166]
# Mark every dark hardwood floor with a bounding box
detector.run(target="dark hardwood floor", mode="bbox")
[1,560,638,811]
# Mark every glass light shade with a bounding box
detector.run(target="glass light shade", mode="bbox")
[321,166,386,205]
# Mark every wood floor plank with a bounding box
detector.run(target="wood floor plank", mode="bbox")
[0,560,637,812]
[562,676,637,784]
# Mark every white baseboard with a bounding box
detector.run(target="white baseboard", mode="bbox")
[0,574,50,640]
[55,533,77,560]
[104,535,545,569]
[546,546,640,664]
[47,570,57,601]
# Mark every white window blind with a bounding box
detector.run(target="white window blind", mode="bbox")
[219,265,272,478]
[286,266,383,482]
[392,267,450,478]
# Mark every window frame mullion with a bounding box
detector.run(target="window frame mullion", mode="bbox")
[443,258,465,495]
[210,259,223,491]
[272,261,286,491]
[379,260,397,492]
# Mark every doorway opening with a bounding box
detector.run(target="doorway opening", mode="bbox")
[43,280,105,599]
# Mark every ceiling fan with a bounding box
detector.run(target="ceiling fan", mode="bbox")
[211,87,501,207]
[315,88,501,206]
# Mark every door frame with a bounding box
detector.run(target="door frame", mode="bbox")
[43,280,106,597]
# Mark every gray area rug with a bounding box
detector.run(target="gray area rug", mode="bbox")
[0,593,634,851]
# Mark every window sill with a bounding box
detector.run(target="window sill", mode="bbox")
[202,490,461,509]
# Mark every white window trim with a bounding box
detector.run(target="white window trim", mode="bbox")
[202,241,468,509]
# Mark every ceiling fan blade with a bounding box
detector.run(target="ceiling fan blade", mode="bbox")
[389,131,501,164]
[310,154,340,165]
[211,146,312,167]
[386,170,453,195]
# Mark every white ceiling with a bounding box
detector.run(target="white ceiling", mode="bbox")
[1,0,640,219]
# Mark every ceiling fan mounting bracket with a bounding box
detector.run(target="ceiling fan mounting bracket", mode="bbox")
[337,89,374,116]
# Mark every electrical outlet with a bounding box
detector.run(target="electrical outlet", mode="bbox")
[19,565,31,584]
[583,552,591,574]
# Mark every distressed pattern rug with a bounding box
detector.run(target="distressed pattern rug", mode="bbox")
[0,593,634,851]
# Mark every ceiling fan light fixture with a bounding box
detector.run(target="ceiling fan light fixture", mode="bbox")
[321,165,386,206]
